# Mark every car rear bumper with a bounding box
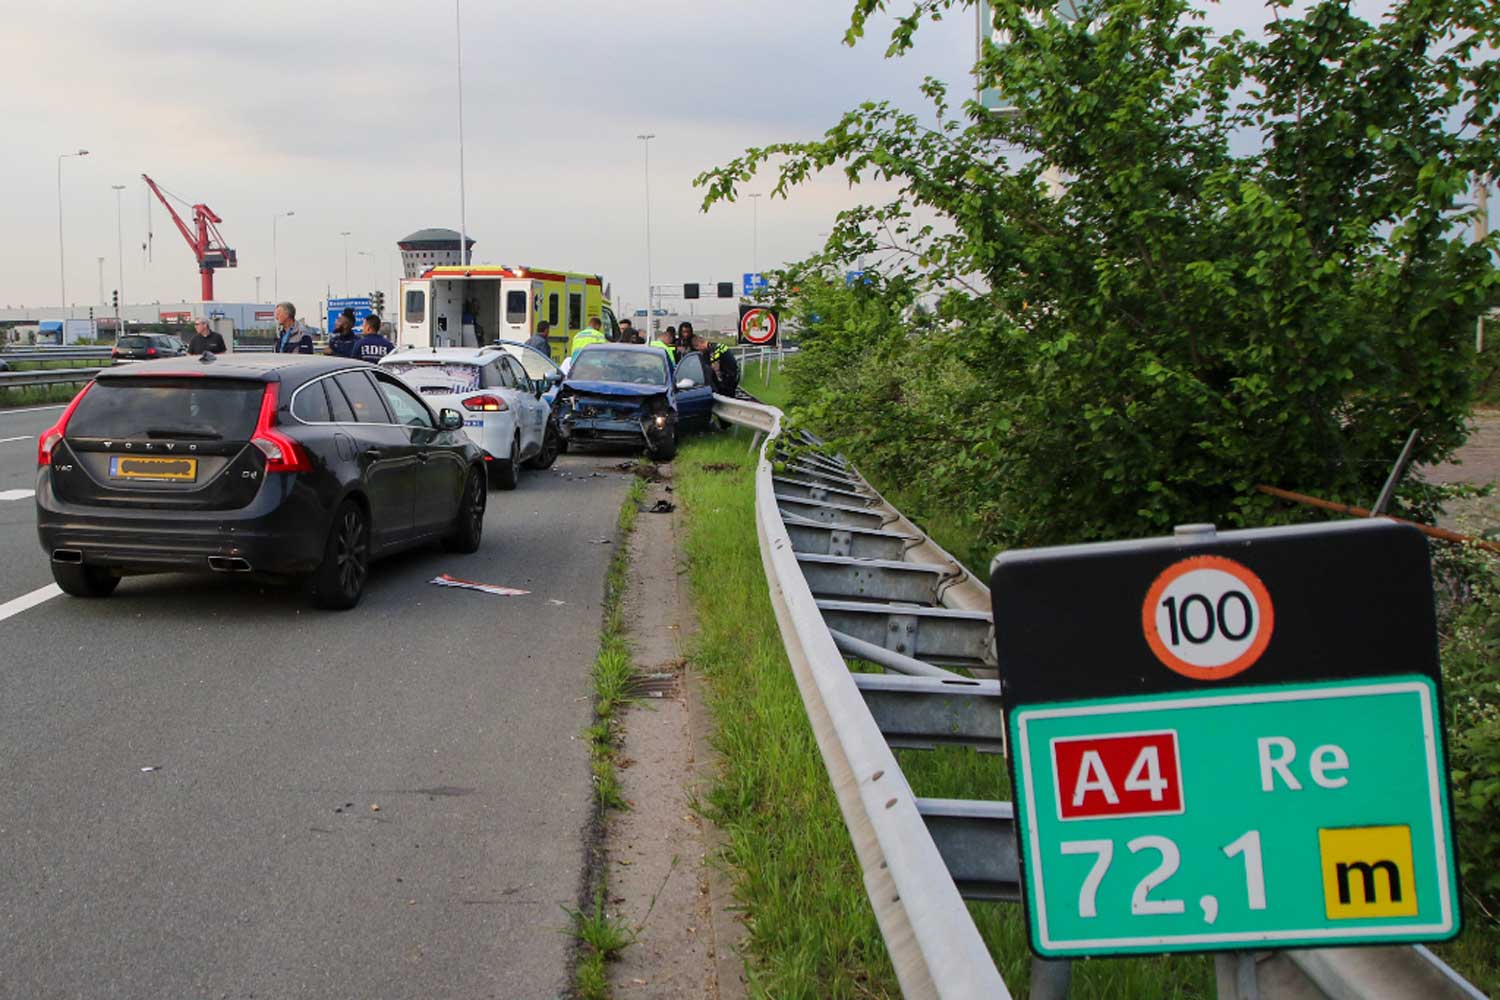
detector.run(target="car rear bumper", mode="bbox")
[35,472,329,576]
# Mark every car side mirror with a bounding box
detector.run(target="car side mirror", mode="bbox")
[676,377,696,390]
[439,408,463,431]
[547,371,563,386]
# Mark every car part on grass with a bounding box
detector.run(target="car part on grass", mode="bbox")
[712,390,1489,1000]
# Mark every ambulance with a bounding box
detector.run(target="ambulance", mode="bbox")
[397,265,620,363]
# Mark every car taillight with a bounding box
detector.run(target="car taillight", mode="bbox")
[38,382,94,467]
[146,347,158,357]
[250,383,311,473]
[463,394,507,412]
[110,348,119,358]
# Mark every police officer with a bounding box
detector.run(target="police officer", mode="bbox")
[570,316,607,359]
[690,328,740,396]
[352,314,394,362]
[326,312,359,358]
[650,328,677,363]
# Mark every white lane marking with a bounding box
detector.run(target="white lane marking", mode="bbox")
[0,404,66,415]
[0,435,34,444]
[0,489,36,502]
[0,584,62,624]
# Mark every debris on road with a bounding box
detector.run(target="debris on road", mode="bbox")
[139,766,161,773]
[590,537,613,544]
[429,574,531,597]
[646,500,675,514]
[548,599,567,606]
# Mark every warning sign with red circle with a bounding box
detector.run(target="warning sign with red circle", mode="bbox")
[1141,555,1273,681]
[738,304,779,345]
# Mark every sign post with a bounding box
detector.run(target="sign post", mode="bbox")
[327,296,374,334]
[991,520,1459,958]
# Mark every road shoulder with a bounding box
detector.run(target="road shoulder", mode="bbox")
[608,470,747,999]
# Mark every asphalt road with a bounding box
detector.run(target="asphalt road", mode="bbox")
[0,399,631,1000]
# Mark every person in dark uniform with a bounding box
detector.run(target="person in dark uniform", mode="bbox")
[690,327,740,396]
[326,312,359,357]
[187,317,226,355]
[352,314,394,362]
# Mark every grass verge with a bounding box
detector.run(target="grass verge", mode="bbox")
[569,474,648,1000]
[0,383,80,409]
[738,356,792,410]
[678,430,1219,998]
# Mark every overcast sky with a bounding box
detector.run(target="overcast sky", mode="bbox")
[0,1,1395,321]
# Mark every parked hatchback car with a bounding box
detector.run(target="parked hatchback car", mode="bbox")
[35,354,487,609]
[556,344,714,460]
[112,333,187,363]
[380,347,558,489]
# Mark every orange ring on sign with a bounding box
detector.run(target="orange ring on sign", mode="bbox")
[1141,555,1274,681]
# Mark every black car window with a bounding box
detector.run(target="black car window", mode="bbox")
[334,371,393,424]
[69,378,264,440]
[374,375,435,428]
[117,336,149,350]
[492,359,515,389]
[503,356,530,388]
[291,380,332,422]
[324,377,357,423]
[675,354,708,386]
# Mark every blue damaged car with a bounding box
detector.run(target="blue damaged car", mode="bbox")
[555,344,715,461]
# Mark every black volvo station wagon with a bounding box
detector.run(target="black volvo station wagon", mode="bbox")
[35,354,487,609]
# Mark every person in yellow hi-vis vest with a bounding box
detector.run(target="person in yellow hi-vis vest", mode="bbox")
[570,317,607,359]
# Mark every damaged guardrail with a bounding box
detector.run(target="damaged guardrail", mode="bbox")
[710,392,1490,1000]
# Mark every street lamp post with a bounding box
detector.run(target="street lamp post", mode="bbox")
[97,257,105,306]
[57,148,89,318]
[455,0,470,266]
[272,210,294,303]
[340,231,352,296]
[255,276,262,302]
[111,184,126,311]
[357,250,372,294]
[749,192,763,276]
[637,133,655,332]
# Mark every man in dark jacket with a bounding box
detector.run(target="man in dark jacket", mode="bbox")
[525,320,552,358]
[326,313,359,358]
[187,317,226,355]
[274,302,313,354]
[352,314,394,362]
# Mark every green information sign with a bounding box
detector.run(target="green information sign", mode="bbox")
[1012,676,1457,955]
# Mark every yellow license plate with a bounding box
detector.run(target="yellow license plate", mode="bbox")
[109,455,198,481]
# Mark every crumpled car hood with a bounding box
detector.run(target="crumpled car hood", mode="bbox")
[560,380,670,399]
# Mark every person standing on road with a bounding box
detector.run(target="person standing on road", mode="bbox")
[526,320,552,357]
[326,312,359,358]
[352,314,394,363]
[650,325,677,363]
[187,317,226,355]
[570,316,606,359]
[618,318,642,345]
[274,302,313,354]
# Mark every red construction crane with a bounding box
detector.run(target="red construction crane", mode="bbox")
[141,174,238,301]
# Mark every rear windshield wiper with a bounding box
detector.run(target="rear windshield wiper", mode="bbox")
[145,427,223,440]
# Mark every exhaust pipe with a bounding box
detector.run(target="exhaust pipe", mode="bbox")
[52,549,84,564]
[207,556,252,573]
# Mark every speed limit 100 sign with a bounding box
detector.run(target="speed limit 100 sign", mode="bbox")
[990,520,1458,957]
[1143,555,1273,681]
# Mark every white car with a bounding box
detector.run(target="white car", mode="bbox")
[380,347,558,489]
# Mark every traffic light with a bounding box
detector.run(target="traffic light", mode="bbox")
[371,290,385,315]
[111,290,119,310]
[89,307,94,320]
[684,283,700,300]
[717,282,734,298]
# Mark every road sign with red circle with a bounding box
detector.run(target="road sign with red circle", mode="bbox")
[738,305,779,345]
[1141,555,1274,681]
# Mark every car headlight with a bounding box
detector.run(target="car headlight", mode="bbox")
[654,415,666,427]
